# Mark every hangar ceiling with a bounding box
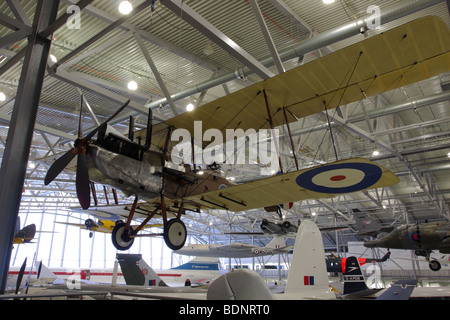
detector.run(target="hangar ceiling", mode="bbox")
[1,0,450,249]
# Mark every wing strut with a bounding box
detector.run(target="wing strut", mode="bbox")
[282,107,299,171]
[263,89,283,174]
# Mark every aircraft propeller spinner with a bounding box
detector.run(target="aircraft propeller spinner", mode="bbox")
[44,98,130,210]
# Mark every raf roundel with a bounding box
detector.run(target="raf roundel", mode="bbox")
[295,162,383,194]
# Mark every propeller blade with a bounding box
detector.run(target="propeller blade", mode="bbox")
[84,99,130,141]
[78,94,84,139]
[44,148,78,185]
[37,261,42,279]
[15,258,27,295]
[76,152,91,210]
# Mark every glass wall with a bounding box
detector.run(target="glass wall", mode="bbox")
[10,207,190,272]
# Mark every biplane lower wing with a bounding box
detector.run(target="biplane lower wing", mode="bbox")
[183,158,399,212]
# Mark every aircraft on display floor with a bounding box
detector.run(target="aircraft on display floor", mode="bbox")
[207,220,337,300]
[7,259,212,300]
[341,255,450,300]
[175,236,290,258]
[341,256,416,300]
[364,220,450,271]
[117,254,219,287]
[9,254,219,290]
[43,16,448,253]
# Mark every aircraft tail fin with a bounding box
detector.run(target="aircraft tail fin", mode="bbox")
[283,220,335,299]
[342,256,369,295]
[264,236,286,249]
[353,212,382,234]
[35,260,57,281]
[376,279,417,300]
[116,253,167,287]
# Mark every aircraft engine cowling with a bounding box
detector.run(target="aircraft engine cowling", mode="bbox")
[283,221,298,234]
[260,219,283,234]
[84,219,97,230]
[88,145,163,199]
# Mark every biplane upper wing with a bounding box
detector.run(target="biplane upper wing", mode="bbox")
[139,16,450,151]
[182,157,399,212]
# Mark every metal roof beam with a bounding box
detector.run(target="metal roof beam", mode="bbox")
[0,12,31,32]
[147,0,444,110]
[160,0,275,80]
[135,32,179,116]
[6,0,31,26]
[249,0,284,74]
[328,111,446,217]
[60,0,220,72]
[40,0,94,38]
[267,0,312,35]
[0,0,59,294]
[52,1,152,71]
[0,111,76,141]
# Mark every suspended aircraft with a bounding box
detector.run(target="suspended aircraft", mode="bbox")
[175,236,290,258]
[55,219,163,238]
[350,209,395,238]
[364,220,450,271]
[326,251,391,274]
[226,217,346,237]
[44,16,449,252]
[13,221,36,245]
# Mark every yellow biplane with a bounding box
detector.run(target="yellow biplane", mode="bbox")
[56,218,162,239]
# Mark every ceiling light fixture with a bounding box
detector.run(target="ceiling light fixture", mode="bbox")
[322,0,335,4]
[186,103,194,111]
[49,54,57,63]
[203,43,214,56]
[0,92,5,101]
[372,150,380,156]
[127,80,138,90]
[119,1,133,15]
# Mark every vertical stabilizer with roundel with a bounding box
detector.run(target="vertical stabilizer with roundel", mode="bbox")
[281,220,336,299]
[265,235,286,249]
[116,253,167,287]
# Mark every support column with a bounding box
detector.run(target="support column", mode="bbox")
[0,0,59,294]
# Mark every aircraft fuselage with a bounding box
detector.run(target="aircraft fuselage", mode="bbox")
[364,222,450,253]
[87,144,164,200]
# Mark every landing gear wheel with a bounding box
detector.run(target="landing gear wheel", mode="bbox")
[429,260,441,271]
[163,219,187,250]
[112,222,134,251]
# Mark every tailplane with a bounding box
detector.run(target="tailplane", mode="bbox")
[376,279,417,300]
